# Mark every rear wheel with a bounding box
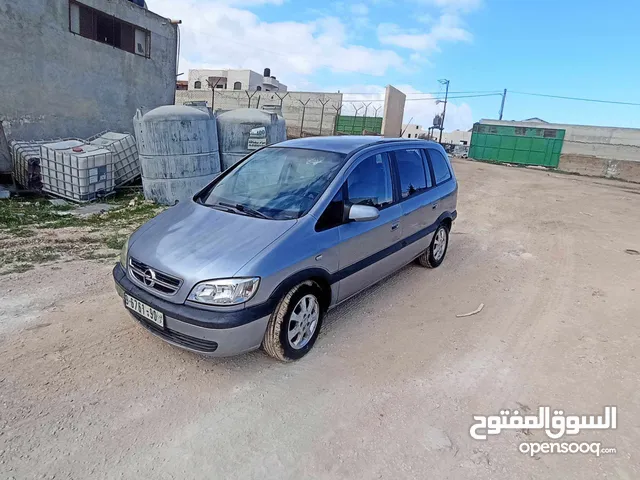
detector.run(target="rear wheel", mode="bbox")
[417,223,449,268]
[262,282,324,361]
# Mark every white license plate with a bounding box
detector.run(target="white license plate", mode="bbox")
[124,294,164,328]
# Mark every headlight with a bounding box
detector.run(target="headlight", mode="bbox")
[119,235,130,268]
[188,278,260,306]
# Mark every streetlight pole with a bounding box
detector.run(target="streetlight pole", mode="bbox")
[438,79,449,143]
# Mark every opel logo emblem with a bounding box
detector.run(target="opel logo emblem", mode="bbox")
[143,269,156,287]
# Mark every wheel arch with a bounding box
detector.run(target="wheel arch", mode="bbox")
[437,210,456,231]
[269,268,334,313]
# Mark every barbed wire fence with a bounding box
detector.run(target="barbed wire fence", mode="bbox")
[175,89,346,138]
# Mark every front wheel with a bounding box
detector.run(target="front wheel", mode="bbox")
[262,282,324,361]
[417,223,449,268]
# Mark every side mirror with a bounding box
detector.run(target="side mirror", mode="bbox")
[348,204,379,222]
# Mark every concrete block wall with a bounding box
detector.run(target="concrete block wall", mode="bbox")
[0,0,177,143]
[175,90,343,138]
[479,119,640,183]
[381,86,406,138]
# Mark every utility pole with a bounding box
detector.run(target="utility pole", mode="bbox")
[438,79,449,143]
[499,88,507,120]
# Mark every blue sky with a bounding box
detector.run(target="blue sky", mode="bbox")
[154,0,640,130]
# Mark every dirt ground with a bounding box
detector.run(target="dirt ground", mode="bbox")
[1,160,639,480]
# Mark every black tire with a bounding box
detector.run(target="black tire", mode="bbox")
[262,281,324,361]
[417,223,450,268]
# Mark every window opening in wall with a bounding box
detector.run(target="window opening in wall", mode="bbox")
[256,86,262,91]
[543,129,557,138]
[194,81,202,89]
[515,127,526,136]
[69,1,150,57]
[234,82,242,90]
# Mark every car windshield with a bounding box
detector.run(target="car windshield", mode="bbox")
[202,147,346,220]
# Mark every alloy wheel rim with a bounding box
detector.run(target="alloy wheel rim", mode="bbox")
[288,294,320,349]
[433,228,447,261]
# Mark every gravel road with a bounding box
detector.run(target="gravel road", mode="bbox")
[1,160,639,479]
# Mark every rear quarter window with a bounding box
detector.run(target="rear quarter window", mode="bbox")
[428,149,452,185]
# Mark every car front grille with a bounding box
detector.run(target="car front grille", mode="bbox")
[131,312,219,353]
[128,257,182,295]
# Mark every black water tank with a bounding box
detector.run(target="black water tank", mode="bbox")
[130,0,145,6]
[263,68,271,77]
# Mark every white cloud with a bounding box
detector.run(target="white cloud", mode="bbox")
[350,3,369,15]
[416,0,482,12]
[395,85,473,131]
[378,24,437,51]
[378,14,472,52]
[430,13,472,42]
[416,14,434,24]
[151,0,403,84]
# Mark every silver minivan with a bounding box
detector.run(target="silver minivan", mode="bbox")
[113,136,457,361]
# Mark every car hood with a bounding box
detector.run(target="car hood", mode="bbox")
[128,201,296,302]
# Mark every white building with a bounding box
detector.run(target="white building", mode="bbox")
[188,68,287,92]
[401,124,472,144]
[401,123,429,139]
[440,129,472,145]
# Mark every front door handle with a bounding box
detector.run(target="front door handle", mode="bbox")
[432,203,439,210]
[391,222,400,231]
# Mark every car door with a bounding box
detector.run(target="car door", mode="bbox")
[424,147,457,218]
[392,147,440,264]
[336,152,403,302]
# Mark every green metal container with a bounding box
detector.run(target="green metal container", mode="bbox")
[469,123,565,168]
[335,116,383,135]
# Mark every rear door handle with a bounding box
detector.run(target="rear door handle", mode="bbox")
[432,203,439,210]
[391,222,400,231]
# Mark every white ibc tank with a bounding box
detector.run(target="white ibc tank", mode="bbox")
[134,105,221,205]
[89,132,140,186]
[216,108,286,171]
[40,140,114,202]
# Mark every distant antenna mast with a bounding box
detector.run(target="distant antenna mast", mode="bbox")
[400,117,413,136]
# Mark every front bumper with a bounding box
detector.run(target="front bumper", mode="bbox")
[113,264,271,357]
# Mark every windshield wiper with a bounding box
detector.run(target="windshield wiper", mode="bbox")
[218,202,270,219]
[209,203,236,214]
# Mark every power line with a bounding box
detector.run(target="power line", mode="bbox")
[341,93,503,103]
[341,90,502,96]
[510,91,640,107]
[408,93,503,101]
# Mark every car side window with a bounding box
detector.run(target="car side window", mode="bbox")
[394,149,428,198]
[420,150,434,189]
[428,149,452,185]
[346,153,393,209]
[315,188,344,232]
